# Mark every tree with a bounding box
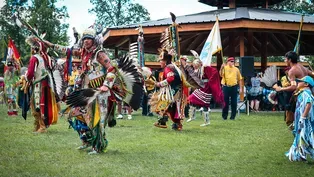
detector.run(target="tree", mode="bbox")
[89,0,150,27]
[0,0,28,70]
[270,0,314,64]
[271,0,314,15]
[28,0,69,46]
[0,0,69,65]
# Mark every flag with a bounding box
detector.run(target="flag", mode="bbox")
[293,15,304,55]
[200,18,222,66]
[7,38,20,61]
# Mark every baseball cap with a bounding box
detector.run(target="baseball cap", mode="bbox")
[296,76,314,87]
[227,57,235,62]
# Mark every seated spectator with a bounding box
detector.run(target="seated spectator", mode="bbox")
[248,73,262,111]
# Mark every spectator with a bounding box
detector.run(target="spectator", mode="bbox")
[248,73,262,111]
[219,57,243,120]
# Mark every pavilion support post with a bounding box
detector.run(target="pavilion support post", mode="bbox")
[217,52,223,71]
[239,31,245,102]
[115,47,119,59]
[261,33,268,72]
[217,1,223,9]
[263,0,269,9]
[247,31,253,56]
[229,32,236,57]
[239,32,245,57]
[229,0,236,8]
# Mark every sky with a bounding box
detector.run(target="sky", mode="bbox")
[0,0,215,43]
[57,0,215,43]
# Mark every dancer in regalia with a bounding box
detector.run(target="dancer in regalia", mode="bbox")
[286,76,314,161]
[150,13,203,131]
[187,50,224,126]
[4,59,19,116]
[151,49,184,130]
[47,27,144,154]
[23,37,60,133]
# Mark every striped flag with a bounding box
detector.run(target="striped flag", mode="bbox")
[200,17,222,66]
[7,38,20,61]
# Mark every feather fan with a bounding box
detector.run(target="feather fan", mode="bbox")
[65,56,144,110]
[260,65,278,87]
[66,88,100,107]
[117,56,144,110]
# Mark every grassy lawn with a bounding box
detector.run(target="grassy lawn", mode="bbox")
[0,105,314,177]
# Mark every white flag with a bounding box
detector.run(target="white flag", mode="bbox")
[199,19,222,66]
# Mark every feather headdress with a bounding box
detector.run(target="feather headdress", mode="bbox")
[159,12,180,61]
[129,25,145,67]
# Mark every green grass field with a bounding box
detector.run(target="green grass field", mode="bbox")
[0,105,314,177]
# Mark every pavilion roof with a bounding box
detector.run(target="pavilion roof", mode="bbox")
[106,7,314,30]
[198,0,285,7]
[103,7,314,57]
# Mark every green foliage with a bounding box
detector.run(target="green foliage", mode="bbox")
[0,0,29,64]
[28,0,69,45]
[271,0,314,15]
[89,0,150,27]
[1,105,314,176]
[0,0,69,65]
[144,53,157,62]
[302,55,314,69]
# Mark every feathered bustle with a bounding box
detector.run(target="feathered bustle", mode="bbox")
[261,65,278,87]
[66,88,100,107]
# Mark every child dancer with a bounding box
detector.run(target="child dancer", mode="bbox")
[286,76,314,161]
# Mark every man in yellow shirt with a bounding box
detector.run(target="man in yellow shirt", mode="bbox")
[66,65,79,95]
[219,57,243,120]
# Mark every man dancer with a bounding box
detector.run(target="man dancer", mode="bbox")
[24,37,59,133]
[274,51,314,128]
[153,49,184,131]
[187,56,224,126]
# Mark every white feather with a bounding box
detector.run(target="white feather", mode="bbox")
[15,18,23,28]
[118,69,136,104]
[130,52,138,56]
[261,65,278,87]
[130,42,137,47]
[190,50,199,59]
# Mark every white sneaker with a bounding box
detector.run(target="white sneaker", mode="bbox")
[116,114,123,119]
[88,150,98,155]
[200,122,210,127]
[127,115,132,120]
[76,144,89,150]
[198,107,204,112]
[186,118,195,123]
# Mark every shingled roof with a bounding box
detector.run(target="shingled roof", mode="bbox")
[103,7,314,57]
[107,7,314,30]
[199,0,285,7]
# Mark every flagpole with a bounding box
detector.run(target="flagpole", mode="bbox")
[294,14,304,54]
[216,15,224,61]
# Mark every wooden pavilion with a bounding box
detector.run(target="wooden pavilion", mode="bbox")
[102,0,314,71]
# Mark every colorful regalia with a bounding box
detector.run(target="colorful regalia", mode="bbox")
[66,56,144,154]
[150,13,202,131]
[151,49,184,130]
[4,60,19,116]
[0,77,4,104]
[23,36,62,133]
[187,51,224,126]
[286,76,314,161]
[56,27,144,154]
